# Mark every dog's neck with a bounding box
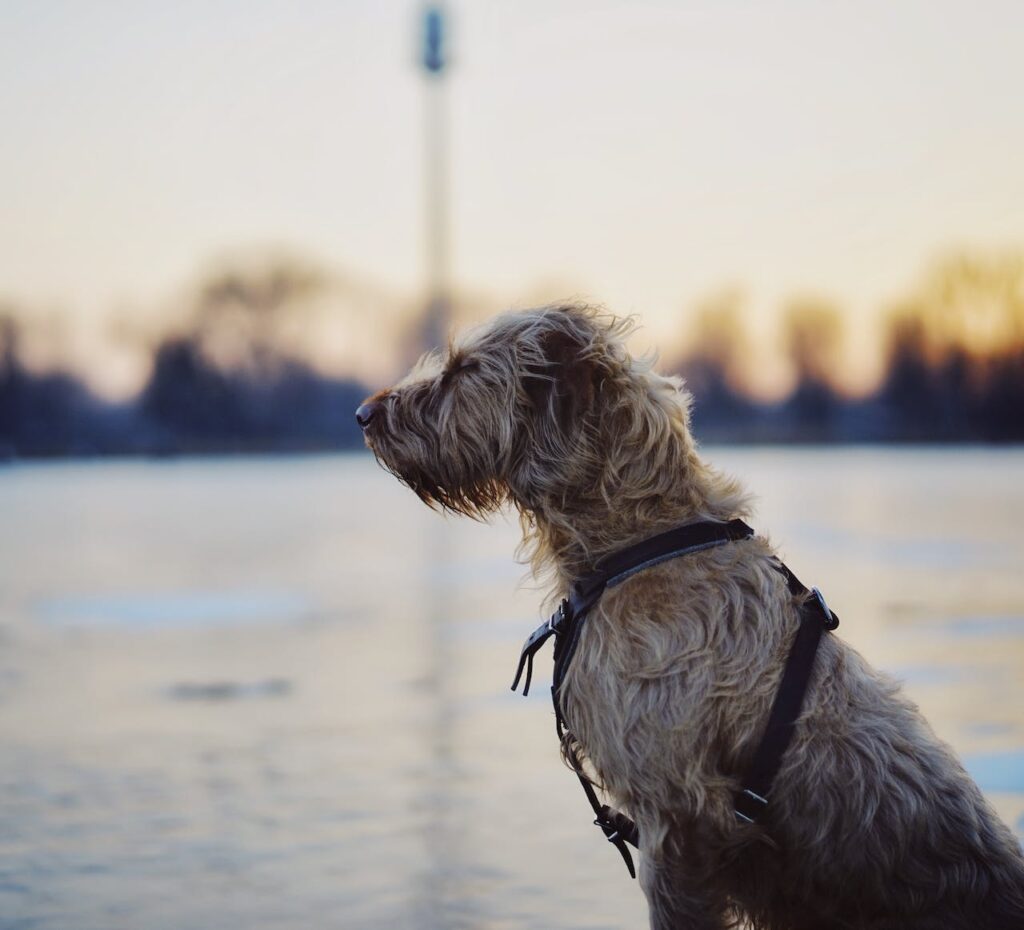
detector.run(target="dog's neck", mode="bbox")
[521,452,751,585]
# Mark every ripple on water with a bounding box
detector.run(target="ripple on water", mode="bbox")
[166,679,293,701]
[963,750,1024,794]
[35,590,311,629]
[905,615,1024,638]
[884,665,972,686]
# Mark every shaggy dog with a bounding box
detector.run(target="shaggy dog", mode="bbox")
[357,304,1024,929]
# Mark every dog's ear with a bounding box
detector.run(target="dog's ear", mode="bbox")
[521,323,596,431]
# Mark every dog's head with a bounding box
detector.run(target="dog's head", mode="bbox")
[358,303,694,518]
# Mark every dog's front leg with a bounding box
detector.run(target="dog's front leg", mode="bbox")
[639,849,728,930]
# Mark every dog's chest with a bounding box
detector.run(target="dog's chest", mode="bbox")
[558,604,715,800]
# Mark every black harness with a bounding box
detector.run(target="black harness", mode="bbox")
[510,518,839,878]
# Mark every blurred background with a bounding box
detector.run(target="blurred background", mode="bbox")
[1,2,1022,928]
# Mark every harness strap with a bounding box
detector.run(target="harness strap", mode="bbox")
[511,519,756,697]
[510,519,839,877]
[564,740,639,877]
[734,574,838,823]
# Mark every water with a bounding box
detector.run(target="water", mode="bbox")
[1,449,1022,930]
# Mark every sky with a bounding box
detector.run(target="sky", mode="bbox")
[2,0,1023,396]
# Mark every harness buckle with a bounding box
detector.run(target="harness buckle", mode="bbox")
[511,599,573,696]
[811,586,840,630]
[593,812,637,879]
[734,787,769,824]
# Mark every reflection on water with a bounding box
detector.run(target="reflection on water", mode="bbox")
[0,449,1022,929]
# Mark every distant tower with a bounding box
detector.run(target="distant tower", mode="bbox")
[419,3,450,353]
[411,14,459,919]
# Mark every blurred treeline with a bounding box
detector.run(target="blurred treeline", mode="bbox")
[1,252,1023,457]
[0,263,368,457]
[675,253,1024,443]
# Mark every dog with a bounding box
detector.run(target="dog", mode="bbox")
[357,303,1024,929]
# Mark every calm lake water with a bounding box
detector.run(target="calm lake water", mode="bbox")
[1,449,1023,930]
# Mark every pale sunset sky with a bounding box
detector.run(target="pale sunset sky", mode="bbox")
[2,0,1023,396]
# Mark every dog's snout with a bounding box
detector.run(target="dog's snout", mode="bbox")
[355,401,380,429]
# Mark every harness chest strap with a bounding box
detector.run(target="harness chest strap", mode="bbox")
[510,518,839,878]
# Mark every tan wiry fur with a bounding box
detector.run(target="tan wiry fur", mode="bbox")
[361,303,1024,929]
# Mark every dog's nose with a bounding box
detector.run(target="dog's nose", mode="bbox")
[355,401,379,429]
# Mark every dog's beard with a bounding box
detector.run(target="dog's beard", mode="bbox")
[369,432,507,518]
